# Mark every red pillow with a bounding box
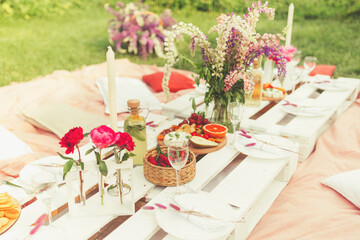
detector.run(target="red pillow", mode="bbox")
[298,65,336,77]
[142,71,195,93]
[309,65,336,77]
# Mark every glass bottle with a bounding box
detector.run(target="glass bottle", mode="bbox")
[124,99,147,165]
[246,59,263,107]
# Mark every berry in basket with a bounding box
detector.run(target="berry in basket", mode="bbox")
[147,146,191,167]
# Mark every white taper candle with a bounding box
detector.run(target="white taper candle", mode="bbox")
[285,3,294,46]
[106,46,117,131]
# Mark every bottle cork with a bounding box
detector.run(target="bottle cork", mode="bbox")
[127,99,140,109]
[253,58,259,69]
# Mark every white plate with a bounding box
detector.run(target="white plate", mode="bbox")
[19,156,64,183]
[280,104,332,117]
[235,134,294,159]
[309,80,351,91]
[156,193,235,240]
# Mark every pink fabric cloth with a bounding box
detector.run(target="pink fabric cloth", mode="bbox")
[249,98,360,239]
[0,59,194,180]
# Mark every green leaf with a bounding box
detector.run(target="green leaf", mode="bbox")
[175,132,180,139]
[57,152,73,161]
[122,152,135,161]
[83,132,90,138]
[63,160,75,180]
[85,147,95,155]
[79,161,84,171]
[191,98,196,112]
[99,160,108,176]
[95,151,101,165]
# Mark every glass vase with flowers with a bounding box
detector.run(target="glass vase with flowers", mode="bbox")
[161,1,288,131]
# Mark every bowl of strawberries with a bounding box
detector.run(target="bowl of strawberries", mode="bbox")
[143,146,196,187]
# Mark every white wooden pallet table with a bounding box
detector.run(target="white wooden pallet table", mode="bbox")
[242,77,359,162]
[1,114,298,240]
[105,145,298,240]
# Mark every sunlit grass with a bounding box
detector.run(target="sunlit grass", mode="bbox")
[0,7,359,87]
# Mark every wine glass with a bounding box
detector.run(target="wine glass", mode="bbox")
[167,141,189,194]
[290,50,302,93]
[227,102,245,148]
[303,56,317,82]
[31,171,58,225]
[140,101,150,120]
[30,171,65,238]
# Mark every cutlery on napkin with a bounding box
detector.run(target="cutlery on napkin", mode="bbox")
[238,130,297,155]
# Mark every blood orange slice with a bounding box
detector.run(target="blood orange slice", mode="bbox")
[202,124,228,138]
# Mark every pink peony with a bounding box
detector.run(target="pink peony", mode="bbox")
[90,125,116,149]
[283,45,297,62]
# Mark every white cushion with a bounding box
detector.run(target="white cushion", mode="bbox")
[0,125,32,160]
[322,169,360,209]
[97,77,161,113]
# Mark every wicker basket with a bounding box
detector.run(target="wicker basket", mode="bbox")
[143,146,196,187]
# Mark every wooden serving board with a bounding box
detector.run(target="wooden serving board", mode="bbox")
[157,136,227,155]
[0,196,21,235]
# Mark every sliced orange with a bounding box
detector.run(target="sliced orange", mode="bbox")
[203,124,228,138]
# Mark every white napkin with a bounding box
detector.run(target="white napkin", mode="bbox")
[174,195,229,231]
[96,77,162,114]
[237,133,285,156]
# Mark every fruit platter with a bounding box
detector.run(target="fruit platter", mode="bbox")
[0,193,21,235]
[157,113,228,155]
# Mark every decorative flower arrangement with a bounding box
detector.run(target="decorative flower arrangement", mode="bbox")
[58,125,135,206]
[58,127,86,205]
[161,1,288,127]
[86,125,135,205]
[105,1,177,60]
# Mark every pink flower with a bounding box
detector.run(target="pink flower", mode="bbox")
[113,132,135,151]
[283,45,297,62]
[90,125,116,149]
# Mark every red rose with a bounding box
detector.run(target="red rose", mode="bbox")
[114,132,135,152]
[90,125,116,149]
[59,127,84,154]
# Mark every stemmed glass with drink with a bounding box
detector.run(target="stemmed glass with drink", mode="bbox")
[167,141,189,194]
[227,102,245,149]
[304,56,317,82]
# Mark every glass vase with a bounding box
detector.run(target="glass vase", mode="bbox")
[207,98,234,133]
[65,166,86,206]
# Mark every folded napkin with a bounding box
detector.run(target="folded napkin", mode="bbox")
[142,71,195,93]
[238,132,285,156]
[97,77,161,113]
[282,100,333,115]
[22,103,108,138]
[174,194,229,231]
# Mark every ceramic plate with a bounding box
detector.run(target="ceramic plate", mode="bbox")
[309,81,351,91]
[235,134,295,159]
[156,193,235,240]
[19,156,64,183]
[280,104,332,117]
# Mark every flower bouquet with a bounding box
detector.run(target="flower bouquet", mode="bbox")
[162,1,288,128]
[106,1,177,60]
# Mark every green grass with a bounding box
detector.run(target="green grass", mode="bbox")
[0,7,359,87]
